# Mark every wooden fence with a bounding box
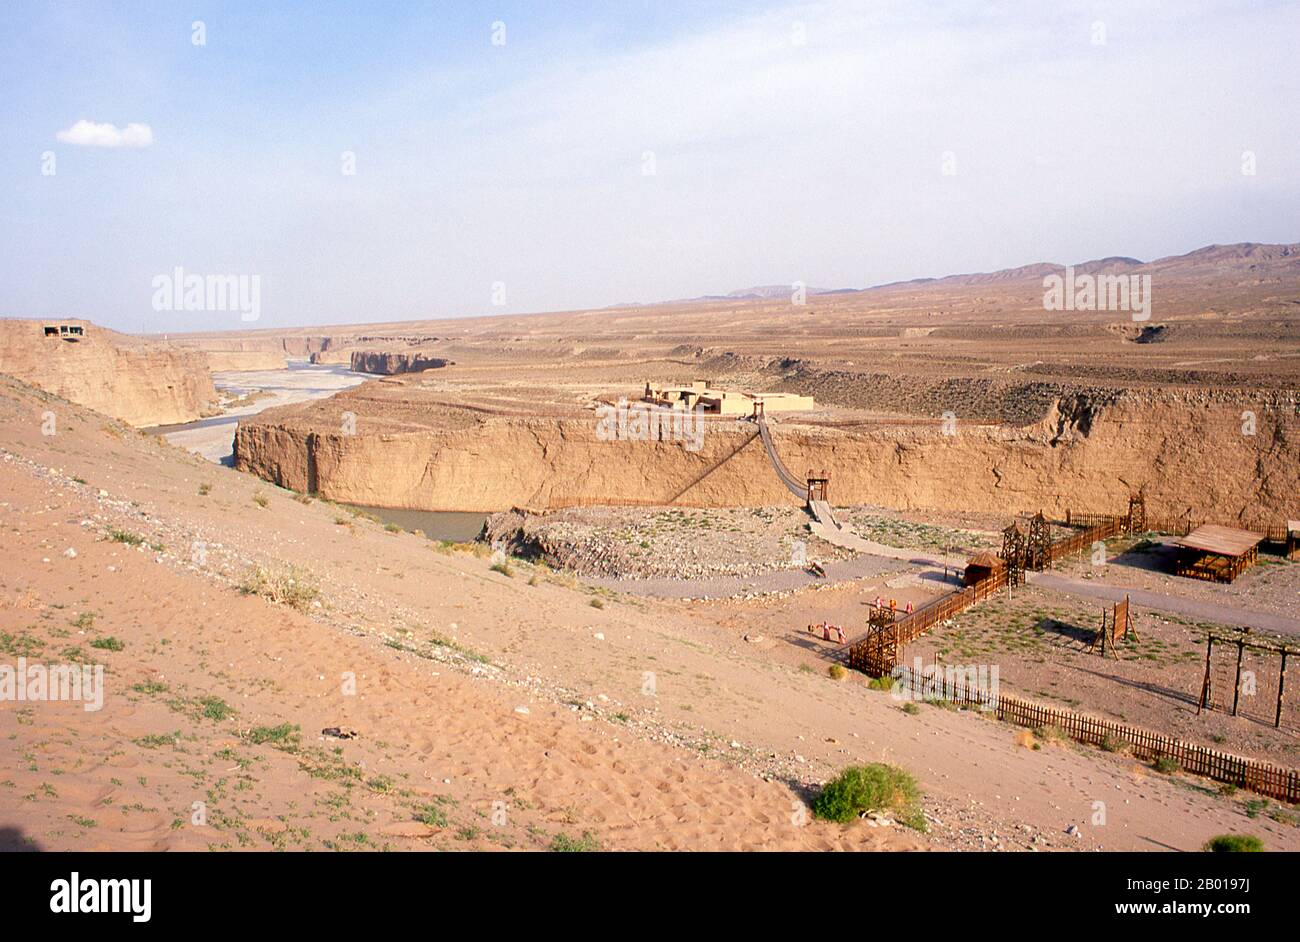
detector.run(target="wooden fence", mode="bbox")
[1083,513,1288,544]
[848,570,1008,676]
[906,672,1300,803]
[1045,516,1123,566]
[1063,510,1121,530]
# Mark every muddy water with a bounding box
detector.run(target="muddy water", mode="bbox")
[344,506,491,542]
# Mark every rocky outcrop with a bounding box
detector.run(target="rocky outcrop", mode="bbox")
[0,319,216,427]
[350,351,454,375]
[233,390,1299,522]
[309,349,352,365]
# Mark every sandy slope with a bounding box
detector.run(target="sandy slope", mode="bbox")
[0,376,1293,851]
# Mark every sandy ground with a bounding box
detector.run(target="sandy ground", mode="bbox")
[2,375,1295,852]
[1047,535,1300,629]
[157,364,366,464]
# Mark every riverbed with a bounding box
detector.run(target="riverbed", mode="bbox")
[152,361,368,464]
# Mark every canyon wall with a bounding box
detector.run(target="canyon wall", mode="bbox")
[350,351,454,375]
[234,391,1299,522]
[168,334,337,371]
[0,319,216,427]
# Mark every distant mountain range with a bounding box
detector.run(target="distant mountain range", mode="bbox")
[615,242,1299,307]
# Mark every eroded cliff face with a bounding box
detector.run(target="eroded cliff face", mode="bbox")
[350,351,454,375]
[233,391,1299,521]
[0,319,216,427]
[168,334,338,371]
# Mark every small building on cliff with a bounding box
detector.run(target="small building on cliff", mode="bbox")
[643,380,814,415]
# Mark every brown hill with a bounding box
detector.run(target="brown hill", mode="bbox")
[0,318,216,427]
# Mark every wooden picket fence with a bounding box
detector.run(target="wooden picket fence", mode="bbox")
[1101,514,1286,543]
[912,672,1300,803]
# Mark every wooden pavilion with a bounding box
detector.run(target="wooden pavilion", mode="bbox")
[1173,524,1264,583]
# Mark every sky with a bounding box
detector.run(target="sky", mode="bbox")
[2,0,1297,333]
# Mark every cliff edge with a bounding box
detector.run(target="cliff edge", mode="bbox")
[0,318,217,427]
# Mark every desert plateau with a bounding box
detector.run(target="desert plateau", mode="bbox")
[3,3,1298,926]
[4,238,1299,860]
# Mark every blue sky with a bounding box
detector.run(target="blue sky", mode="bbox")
[2,0,1297,333]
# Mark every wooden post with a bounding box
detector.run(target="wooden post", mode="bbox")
[1232,639,1245,717]
[1278,651,1289,729]
[1198,636,1213,714]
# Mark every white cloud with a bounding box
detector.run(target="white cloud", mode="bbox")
[56,119,153,148]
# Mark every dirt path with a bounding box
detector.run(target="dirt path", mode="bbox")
[1031,573,1300,636]
[586,552,905,599]
[816,516,1300,635]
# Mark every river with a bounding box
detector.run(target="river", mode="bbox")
[151,361,368,464]
[153,362,497,540]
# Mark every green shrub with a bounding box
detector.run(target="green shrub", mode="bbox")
[1203,834,1263,853]
[868,674,895,692]
[902,701,921,715]
[812,763,925,831]
[90,636,124,652]
[415,804,447,828]
[199,696,235,721]
[239,565,319,612]
[107,529,144,546]
[245,723,300,748]
[827,664,846,680]
[550,831,600,852]
[1099,734,1128,753]
[1153,756,1181,774]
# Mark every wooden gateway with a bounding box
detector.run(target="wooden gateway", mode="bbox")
[805,470,830,503]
